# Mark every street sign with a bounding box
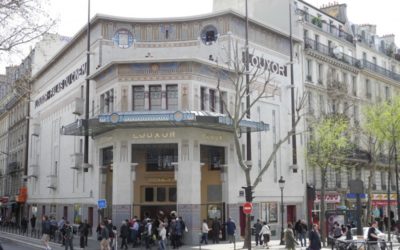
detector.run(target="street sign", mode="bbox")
[98,199,107,209]
[243,202,253,214]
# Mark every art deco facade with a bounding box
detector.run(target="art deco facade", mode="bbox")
[26,8,306,243]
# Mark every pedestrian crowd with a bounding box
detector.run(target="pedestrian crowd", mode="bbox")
[95,211,187,250]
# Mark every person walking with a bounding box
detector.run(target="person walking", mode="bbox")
[30,215,36,236]
[309,224,322,250]
[99,222,110,250]
[285,223,298,250]
[64,221,74,250]
[79,222,86,249]
[83,220,90,247]
[120,220,129,250]
[21,217,28,234]
[253,219,262,246]
[298,220,308,247]
[211,218,221,244]
[367,221,380,250]
[259,221,271,248]
[158,223,167,250]
[226,217,236,244]
[42,215,52,250]
[200,219,210,244]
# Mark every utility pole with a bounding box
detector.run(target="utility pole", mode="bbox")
[84,0,91,169]
[244,0,252,249]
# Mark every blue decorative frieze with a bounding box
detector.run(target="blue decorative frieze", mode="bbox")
[98,111,196,124]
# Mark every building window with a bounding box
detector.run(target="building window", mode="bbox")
[132,144,178,172]
[169,187,177,202]
[209,89,216,112]
[200,87,207,111]
[166,85,178,110]
[142,186,176,203]
[102,147,113,166]
[385,86,391,101]
[352,76,357,96]
[132,86,145,111]
[100,89,114,113]
[365,79,371,99]
[306,59,312,81]
[156,187,166,202]
[317,64,323,84]
[145,187,154,202]
[149,85,162,110]
[381,171,386,190]
[200,145,225,170]
[200,25,218,45]
[335,169,341,188]
[219,91,227,114]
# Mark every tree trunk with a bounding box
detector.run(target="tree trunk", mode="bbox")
[242,170,252,250]
[366,163,376,225]
[320,168,327,247]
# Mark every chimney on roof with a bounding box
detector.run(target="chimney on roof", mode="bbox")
[382,34,395,44]
[320,2,348,23]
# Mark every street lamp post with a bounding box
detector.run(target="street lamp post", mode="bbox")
[279,176,286,245]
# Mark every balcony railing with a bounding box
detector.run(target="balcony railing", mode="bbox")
[304,38,359,67]
[361,59,400,81]
[300,11,354,44]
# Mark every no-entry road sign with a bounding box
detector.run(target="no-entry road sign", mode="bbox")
[243,202,253,214]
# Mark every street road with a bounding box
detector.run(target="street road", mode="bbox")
[0,237,43,249]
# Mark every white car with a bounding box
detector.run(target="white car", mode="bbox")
[338,227,398,243]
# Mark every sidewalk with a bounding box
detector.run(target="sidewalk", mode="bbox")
[0,230,334,250]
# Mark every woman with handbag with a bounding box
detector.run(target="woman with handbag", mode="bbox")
[259,221,271,248]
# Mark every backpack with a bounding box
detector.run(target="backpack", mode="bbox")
[64,226,73,239]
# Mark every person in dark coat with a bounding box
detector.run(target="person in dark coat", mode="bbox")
[253,219,262,246]
[211,218,221,244]
[120,220,129,250]
[79,222,86,249]
[225,217,236,243]
[309,224,322,250]
[21,217,28,234]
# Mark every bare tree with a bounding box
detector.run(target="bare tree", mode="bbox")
[212,40,306,249]
[0,0,56,55]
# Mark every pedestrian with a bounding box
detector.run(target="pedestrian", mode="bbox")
[111,226,118,250]
[285,223,298,250]
[130,217,139,247]
[42,215,52,250]
[120,220,129,250]
[212,217,221,243]
[144,219,153,249]
[298,220,307,247]
[200,219,210,244]
[64,221,74,250]
[170,218,178,248]
[259,221,271,248]
[30,215,36,233]
[158,223,167,250]
[99,222,110,250]
[175,216,183,247]
[309,224,322,250]
[21,217,28,234]
[253,219,262,246]
[367,221,380,250]
[79,222,86,249]
[83,219,90,247]
[345,225,352,240]
[58,217,66,245]
[226,217,236,243]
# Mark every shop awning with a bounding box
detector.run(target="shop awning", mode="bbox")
[61,110,269,137]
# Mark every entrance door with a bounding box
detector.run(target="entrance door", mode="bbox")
[287,205,296,225]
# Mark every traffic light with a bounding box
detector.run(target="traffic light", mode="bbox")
[242,186,254,202]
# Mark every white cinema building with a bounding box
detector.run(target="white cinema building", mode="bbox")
[27,0,306,243]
